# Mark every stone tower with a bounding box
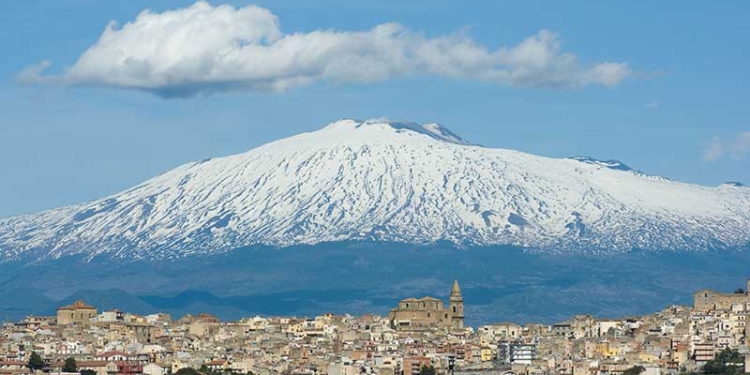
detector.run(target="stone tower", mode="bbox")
[449,279,465,329]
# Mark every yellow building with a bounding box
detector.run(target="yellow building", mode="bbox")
[596,342,621,358]
[56,300,97,326]
[480,347,494,362]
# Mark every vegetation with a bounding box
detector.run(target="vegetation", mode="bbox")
[623,366,646,375]
[27,352,45,372]
[419,365,436,375]
[80,370,96,375]
[195,365,253,375]
[175,369,200,375]
[63,357,77,373]
[703,348,744,375]
[734,288,745,294]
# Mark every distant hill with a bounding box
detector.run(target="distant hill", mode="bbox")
[2,244,749,325]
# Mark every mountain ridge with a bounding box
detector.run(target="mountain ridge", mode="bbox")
[1,119,749,262]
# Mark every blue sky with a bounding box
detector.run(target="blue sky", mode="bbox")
[1,0,749,217]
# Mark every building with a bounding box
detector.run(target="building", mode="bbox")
[98,310,125,323]
[551,322,572,338]
[18,316,55,329]
[56,301,97,326]
[388,280,465,330]
[143,363,167,375]
[692,343,715,364]
[449,280,465,329]
[498,340,537,365]
[693,280,750,312]
[478,322,522,341]
[403,357,431,375]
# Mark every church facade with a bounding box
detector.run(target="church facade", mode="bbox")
[388,280,465,330]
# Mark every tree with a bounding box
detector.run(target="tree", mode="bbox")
[703,348,743,375]
[28,352,45,372]
[623,366,646,375]
[734,288,745,294]
[419,365,436,375]
[63,357,77,373]
[80,370,96,375]
[177,368,200,375]
[175,368,200,375]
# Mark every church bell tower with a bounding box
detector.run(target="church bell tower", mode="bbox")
[449,279,465,329]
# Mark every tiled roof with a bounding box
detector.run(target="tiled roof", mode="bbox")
[97,350,132,357]
[57,300,96,311]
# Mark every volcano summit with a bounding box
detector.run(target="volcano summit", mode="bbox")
[2,119,749,262]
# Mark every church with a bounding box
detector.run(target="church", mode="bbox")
[388,280,465,330]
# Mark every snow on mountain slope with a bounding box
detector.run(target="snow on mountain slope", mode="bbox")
[1,119,749,261]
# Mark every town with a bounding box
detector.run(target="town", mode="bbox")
[1,280,749,375]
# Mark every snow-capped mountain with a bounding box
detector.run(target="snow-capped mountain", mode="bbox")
[1,119,749,261]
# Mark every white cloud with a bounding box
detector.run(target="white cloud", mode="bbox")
[703,136,725,162]
[730,132,750,159]
[17,60,54,84]
[703,132,750,162]
[645,100,659,109]
[19,1,633,97]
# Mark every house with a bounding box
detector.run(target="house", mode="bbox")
[143,363,167,375]
[478,322,522,340]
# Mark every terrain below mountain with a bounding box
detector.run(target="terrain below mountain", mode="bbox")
[1,243,748,325]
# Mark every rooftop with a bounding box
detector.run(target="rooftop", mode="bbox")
[57,300,96,311]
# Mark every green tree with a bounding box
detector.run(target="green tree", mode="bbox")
[28,352,45,372]
[623,366,646,375]
[175,368,200,375]
[703,348,743,375]
[734,288,745,294]
[63,357,77,373]
[80,370,96,375]
[419,365,436,375]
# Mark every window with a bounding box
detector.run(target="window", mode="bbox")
[453,306,457,313]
